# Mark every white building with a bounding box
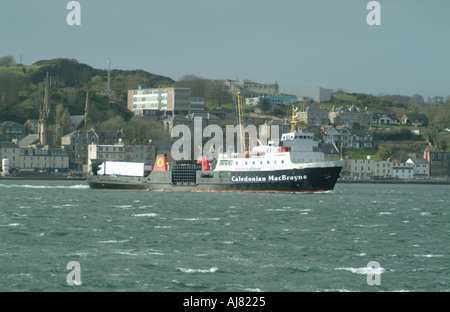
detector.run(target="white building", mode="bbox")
[372,160,393,179]
[392,163,414,179]
[279,87,332,103]
[128,87,191,116]
[342,157,431,180]
[342,157,393,179]
[0,142,21,169]
[406,157,430,179]
[343,157,377,179]
[0,142,69,173]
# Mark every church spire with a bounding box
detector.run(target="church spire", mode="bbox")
[84,90,90,126]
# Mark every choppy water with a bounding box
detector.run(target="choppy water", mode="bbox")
[0,180,448,292]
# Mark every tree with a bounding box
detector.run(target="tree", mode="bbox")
[352,122,361,130]
[437,139,448,151]
[174,75,208,96]
[56,104,70,133]
[256,97,272,114]
[0,71,22,117]
[377,146,392,160]
[0,55,15,67]
[206,80,231,108]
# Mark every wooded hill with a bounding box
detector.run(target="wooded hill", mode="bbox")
[0,58,174,124]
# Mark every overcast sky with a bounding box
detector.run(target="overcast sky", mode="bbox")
[1,0,449,98]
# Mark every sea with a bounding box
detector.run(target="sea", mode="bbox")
[0,179,448,294]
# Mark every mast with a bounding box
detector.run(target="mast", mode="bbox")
[291,106,299,132]
[237,90,245,154]
[39,72,51,146]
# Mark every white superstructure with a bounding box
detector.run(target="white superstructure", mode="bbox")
[215,131,342,172]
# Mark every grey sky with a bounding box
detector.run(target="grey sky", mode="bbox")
[1,0,449,98]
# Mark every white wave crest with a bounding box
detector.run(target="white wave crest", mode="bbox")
[132,213,158,217]
[179,267,218,274]
[335,266,386,275]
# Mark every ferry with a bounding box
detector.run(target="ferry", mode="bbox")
[86,130,343,193]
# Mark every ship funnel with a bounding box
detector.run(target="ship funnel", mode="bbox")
[154,154,168,171]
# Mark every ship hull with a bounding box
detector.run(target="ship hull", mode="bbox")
[87,165,342,193]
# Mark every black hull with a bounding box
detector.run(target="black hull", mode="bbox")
[87,166,342,193]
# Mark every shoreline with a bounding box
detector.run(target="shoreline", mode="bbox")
[0,175,85,181]
[337,179,450,185]
[1,174,449,185]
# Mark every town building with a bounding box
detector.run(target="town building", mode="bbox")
[321,126,373,149]
[372,113,399,125]
[350,130,373,148]
[24,120,40,136]
[61,129,126,172]
[372,160,393,179]
[279,87,332,103]
[163,113,221,137]
[190,96,206,112]
[0,141,69,173]
[423,150,450,179]
[342,157,378,179]
[163,115,193,136]
[87,141,156,171]
[406,157,430,179]
[0,142,21,169]
[224,80,279,97]
[128,87,191,116]
[0,121,25,142]
[319,143,341,161]
[295,106,329,126]
[328,106,372,127]
[341,156,432,181]
[401,113,429,126]
[245,95,297,107]
[392,163,414,180]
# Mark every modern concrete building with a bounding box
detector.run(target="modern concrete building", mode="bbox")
[245,95,297,107]
[190,96,206,111]
[128,87,191,116]
[224,80,279,97]
[279,87,332,103]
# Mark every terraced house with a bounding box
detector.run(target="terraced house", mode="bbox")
[321,126,373,149]
[0,121,25,142]
[328,106,372,127]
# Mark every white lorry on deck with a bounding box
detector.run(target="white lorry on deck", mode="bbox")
[97,161,145,177]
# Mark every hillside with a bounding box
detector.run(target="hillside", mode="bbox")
[0,58,174,124]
